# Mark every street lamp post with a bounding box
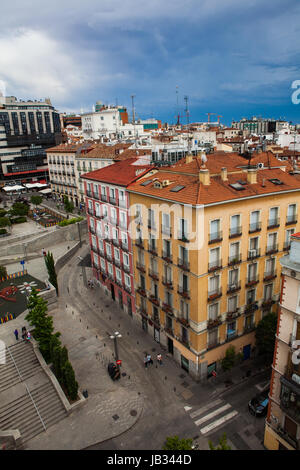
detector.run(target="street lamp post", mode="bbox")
[110,331,122,370]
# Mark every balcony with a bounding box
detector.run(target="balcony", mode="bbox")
[177,258,190,271]
[286,215,297,226]
[263,270,277,281]
[136,261,146,273]
[135,239,144,249]
[162,302,173,314]
[91,245,98,255]
[162,252,173,264]
[89,225,96,235]
[119,220,127,230]
[120,241,129,252]
[208,260,222,272]
[249,221,261,234]
[88,209,94,216]
[110,217,117,226]
[164,327,174,337]
[207,316,222,329]
[177,286,190,299]
[147,220,156,231]
[162,277,173,290]
[226,308,240,321]
[115,277,122,288]
[136,286,147,297]
[119,199,127,209]
[124,284,131,294]
[268,217,280,229]
[109,196,117,206]
[207,340,220,350]
[105,252,113,262]
[149,294,160,306]
[243,323,256,334]
[244,301,258,314]
[261,298,276,311]
[226,330,238,342]
[229,226,242,239]
[107,272,114,281]
[177,315,189,327]
[245,275,259,287]
[87,190,93,198]
[122,263,130,274]
[180,337,190,349]
[266,243,278,255]
[227,280,241,294]
[148,268,159,281]
[112,238,119,247]
[280,375,300,425]
[228,254,241,266]
[283,241,291,251]
[138,306,148,317]
[208,231,223,244]
[101,193,107,202]
[148,246,158,256]
[247,248,260,260]
[177,232,189,243]
[113,258,121,268]
[93,192,100,200]
[207,288,222,301]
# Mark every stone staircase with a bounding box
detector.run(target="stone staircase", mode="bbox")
[0,341,68,445]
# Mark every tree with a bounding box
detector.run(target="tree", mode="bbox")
[31,195,43,208]
[221,345,236,371]
[44,251,58,295]
[209,433,231,450]
[255,312,277,361]
[25,289,55,362]
[63,361,78,401]
[11,202,29,216]
[63,196,74,217]
[0,217,11,228]
[0,265,7,278]
[162,436,193,450]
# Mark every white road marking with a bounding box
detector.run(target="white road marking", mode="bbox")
[190,399,223,419]
[194,403,231,427]
[200,410,238,435]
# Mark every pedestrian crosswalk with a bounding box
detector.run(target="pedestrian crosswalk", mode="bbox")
[185,399,238,435]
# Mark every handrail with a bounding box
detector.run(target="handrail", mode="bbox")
[7,345,47,432]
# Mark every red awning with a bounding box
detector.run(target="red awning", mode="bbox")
[4,169,47,176]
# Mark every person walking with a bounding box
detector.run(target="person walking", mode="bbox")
[144,354,148,368]
[26,331,31,342]
[157,353,162,365]
[13,329,19,341]
[147,353,153,366]
[21,327,27,341]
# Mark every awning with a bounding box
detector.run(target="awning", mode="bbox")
[39,188,52,194]
[2,185,25,191]
[25,183,39,188]
[35,183,47,188]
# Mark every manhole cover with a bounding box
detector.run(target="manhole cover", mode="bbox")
[130,410,137,417]
[112,415,119,421]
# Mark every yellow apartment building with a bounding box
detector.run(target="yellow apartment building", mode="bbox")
[127,151,300,380]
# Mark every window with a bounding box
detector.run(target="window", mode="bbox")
[116,269,122,282]
[121,232,128,248]
[247,263,257,282]
[228,296,238,313]
[227,321,236,339]
[125,274,131,289]
[102,205,108,219]
[111,207,117,223]
[267,232,277,252]
[268,207,279,227]
[287,204,297,224]
[163,239,171,258]
[265,258,275,276]
[106,243,111,256]
[228,269,239,287]
[264,284,273,301]
[209,303,219,321]
[148,208,155,229]
[209,219,221,242]
[107,263,113,276]
[123,252,129,267]
[209,247,220,269]
[95,203,100,217]
[162,213,171,235]
[209,275,219,296]
[178,218,188,241]
[230,215,241,236]
[100,258,106,271]
[246,289,256,304]
[120,211,127,229]
[114,248,120,261]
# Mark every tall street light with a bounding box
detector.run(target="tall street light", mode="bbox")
[110,331,122,370]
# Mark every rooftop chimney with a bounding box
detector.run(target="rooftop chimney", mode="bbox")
[247,168,257,184]
[221,167,228,181]
[186,154,193,164]
[199,168,210,186]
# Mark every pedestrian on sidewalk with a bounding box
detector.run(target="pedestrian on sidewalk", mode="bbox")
[26,331,31,342]
[157,353,162,365]
[42,248,46,257]
[13,329,19,341]
[144,354,148,368]
[147,353,153,366]
[21,327,27,341]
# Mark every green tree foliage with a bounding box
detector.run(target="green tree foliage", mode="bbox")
[60,346,69,385]
[162,436,193,450]
[44,251,58,295]
[25,289,54,362]
[255,312,277,361]
[63,196,74,215]
[11,202,29,216]
[63,361,78,401]
[31,195,43,207]
[221,345,236,371]
[209,433,231,450]
[0,217,11,228]
[0,265,7,278]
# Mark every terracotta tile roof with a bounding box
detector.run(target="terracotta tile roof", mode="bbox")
[80,158,154,187]
[80,143,132,160]
[46,142,96,153]
[127,153,300,206]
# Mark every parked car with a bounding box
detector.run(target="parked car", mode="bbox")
[248,388,269,416]
[107,362,120,381]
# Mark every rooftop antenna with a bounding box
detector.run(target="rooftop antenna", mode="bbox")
[131,94,137,147]
[175,85,180,126]
[184,95,191,154]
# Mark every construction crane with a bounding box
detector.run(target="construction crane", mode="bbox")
[206,113,216,123]
[217,115,223,124]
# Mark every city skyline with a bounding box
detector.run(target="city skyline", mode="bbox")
[0,0,300,125]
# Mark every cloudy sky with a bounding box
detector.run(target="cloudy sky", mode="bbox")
[0,0,300,124]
